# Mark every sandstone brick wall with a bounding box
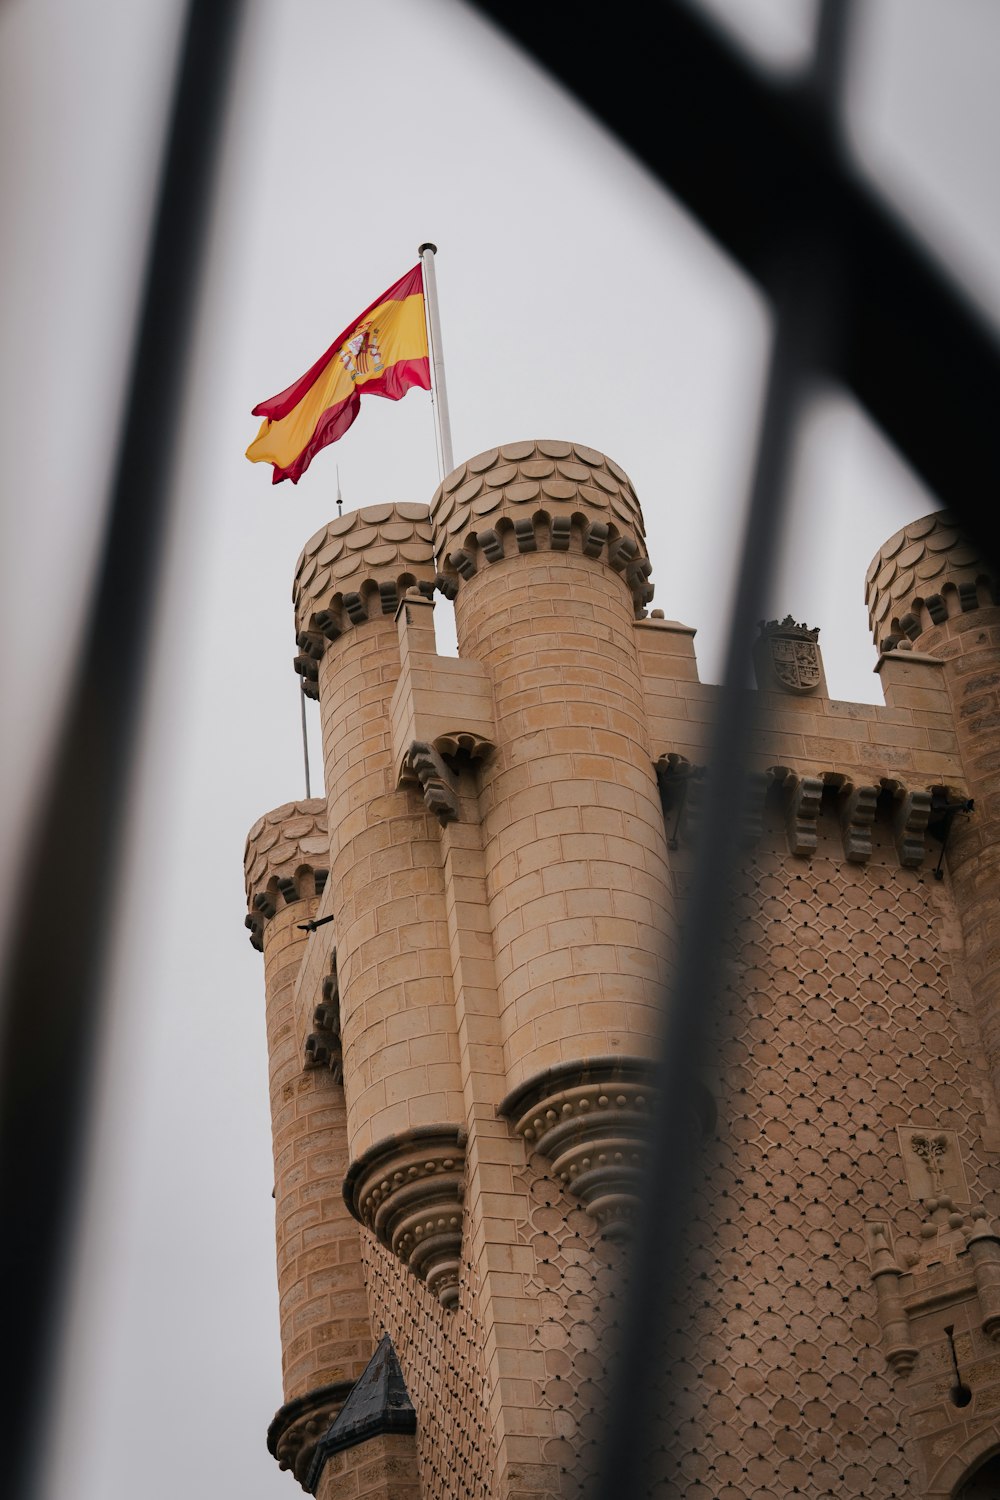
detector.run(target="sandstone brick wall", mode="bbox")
[319,614,465,1160]
[315,1431,422,1500]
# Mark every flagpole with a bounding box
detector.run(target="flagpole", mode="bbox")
[300,680,312,799]
[418,242,454,478]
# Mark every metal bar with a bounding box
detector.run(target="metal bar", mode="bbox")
[462,4,871,1491]
[418,242,455,477]
[466,0,1000,556]
[598,238,839,1494]
[301,681,312,799]
[0,5,245,1495]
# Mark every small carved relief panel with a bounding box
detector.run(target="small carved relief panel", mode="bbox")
[898,1126,970,1204]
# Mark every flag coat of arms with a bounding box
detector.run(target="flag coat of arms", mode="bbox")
[246,265,430,484]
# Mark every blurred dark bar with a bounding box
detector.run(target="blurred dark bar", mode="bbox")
[0,4,244,1496]
[469,0,1000,551]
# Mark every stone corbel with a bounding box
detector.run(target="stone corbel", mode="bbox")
[402,741,460,825]
[892,785,932,868]
[839,782,879,863]
[305,955,342,1081]
[784,774,824,857]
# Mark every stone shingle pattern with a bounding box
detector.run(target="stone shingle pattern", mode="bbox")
[293,503,437,638]
[865,511,995,648]
[245,799,329,903]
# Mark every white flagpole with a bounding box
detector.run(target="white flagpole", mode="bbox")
[300,681,312,799]
[418,242,454,478]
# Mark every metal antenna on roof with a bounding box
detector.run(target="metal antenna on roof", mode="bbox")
[336,464,343,517]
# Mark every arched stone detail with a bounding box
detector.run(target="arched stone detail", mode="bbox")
[928,1437,1000,1498]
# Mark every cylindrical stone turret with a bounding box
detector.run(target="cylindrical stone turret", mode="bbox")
[431,440,675,1234]
[866,510,1000,1110]
[244,799,372,1472]
[293,504,467,1307]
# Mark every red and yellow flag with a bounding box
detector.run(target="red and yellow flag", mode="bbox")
[246,265,430,484]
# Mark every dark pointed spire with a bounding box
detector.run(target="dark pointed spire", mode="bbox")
[305,1335,416,1491]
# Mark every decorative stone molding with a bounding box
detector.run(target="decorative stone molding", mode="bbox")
[305,953,342,1081]
[865,510,998,652]
[753,616,825,695]
[398,740,459,825]
[887,781,933,868]
[499,1057,714,1240]
[343,1127,466,1311]
[656,756,764,847]
[429,440,655,615]
[267,1379,355,1491]
[244,800,330,950]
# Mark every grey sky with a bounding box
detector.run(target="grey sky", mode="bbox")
[0,3,996,1497]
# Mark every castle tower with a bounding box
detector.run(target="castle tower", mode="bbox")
[244,801,373,1486]
[431,440,682,1228]
[243,448,1000,1499]
[866,513,1000,1111]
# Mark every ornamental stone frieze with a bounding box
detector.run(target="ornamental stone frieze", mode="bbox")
[656,755,949,870]
[343,1126,467,1311]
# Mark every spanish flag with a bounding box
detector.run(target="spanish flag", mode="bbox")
[246,265,430,484]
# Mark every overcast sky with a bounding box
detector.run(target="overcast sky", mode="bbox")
[2,2,999,1497]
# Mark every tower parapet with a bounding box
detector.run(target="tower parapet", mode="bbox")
[431,438,654,613]
[292,503,442,697]
[865,510,997,654]
[867,511,1000,1118]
